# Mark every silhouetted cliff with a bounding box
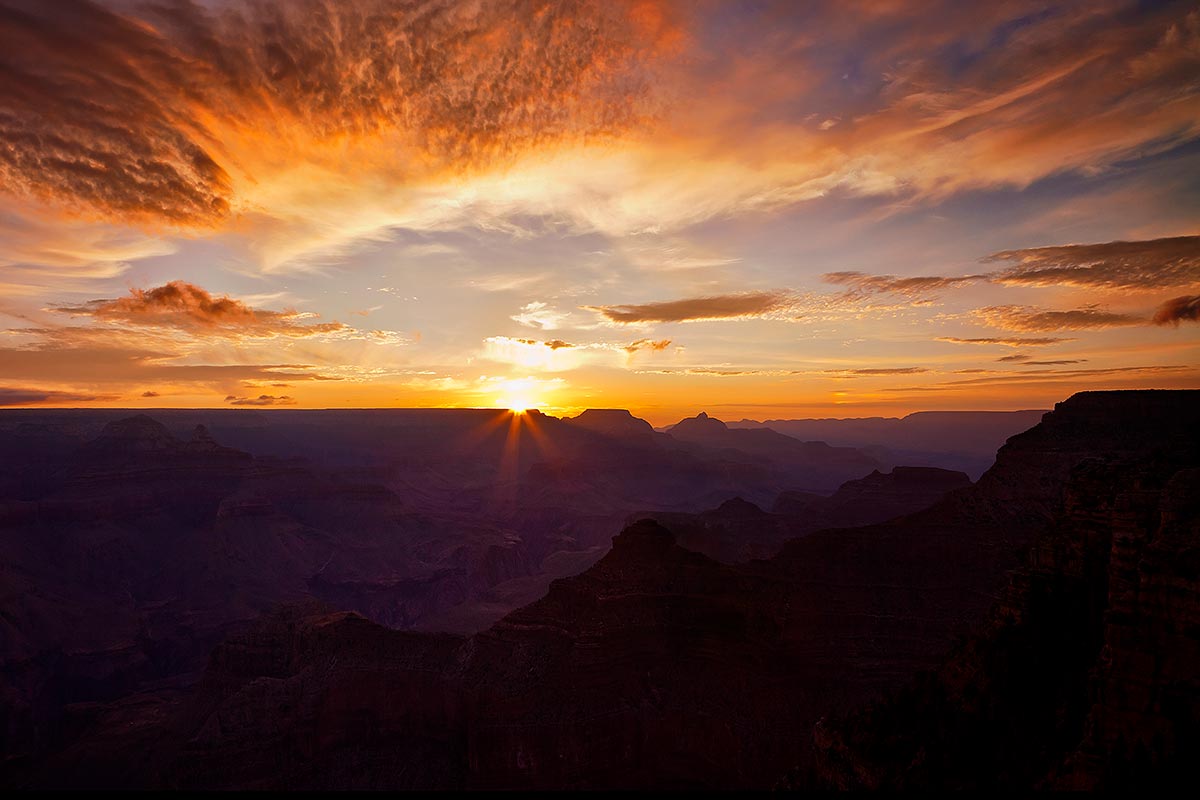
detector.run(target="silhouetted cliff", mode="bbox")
[803,390,1200,791]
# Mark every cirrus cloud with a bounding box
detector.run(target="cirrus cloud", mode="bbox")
[973,304,1145,332]
[986,236,1200,290]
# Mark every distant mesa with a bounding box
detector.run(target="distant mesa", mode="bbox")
[82,414,248,460]
[566,408,656,438]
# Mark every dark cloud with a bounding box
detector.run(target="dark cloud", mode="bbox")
[0,0,675,225]
[986,236,1200,290]
[936,336,1074,346]
[974,305,1145,332]
[141,390,160,397]
[994,354,1087,365]
[822,271,984,298]
[1024,359,1087,366]
[226,394,297,406]
[0,385,116,406]
[585,291,791,324]
[55,281,350,337]
[1152,294,1200,326]
[624,338,672,353]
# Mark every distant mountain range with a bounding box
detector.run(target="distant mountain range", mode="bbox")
[718,409,1048,478]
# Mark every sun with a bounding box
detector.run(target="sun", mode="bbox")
[494,378,542,414]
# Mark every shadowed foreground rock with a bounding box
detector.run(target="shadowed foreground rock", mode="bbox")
[802,391,1200,791]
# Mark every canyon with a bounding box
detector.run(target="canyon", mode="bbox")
[2,391,1195,789]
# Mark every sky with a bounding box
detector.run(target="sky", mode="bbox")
[0,0,1198,425]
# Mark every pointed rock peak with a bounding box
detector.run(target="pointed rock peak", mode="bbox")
[187,423,228,453]
[611,518,676,555]
[670,410,728,434]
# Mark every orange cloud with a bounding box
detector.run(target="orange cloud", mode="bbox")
[0,0,678,227]
[973,305,1145,332]
[54,281,369,339]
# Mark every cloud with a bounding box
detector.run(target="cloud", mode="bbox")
[511,301,571,330]
[225,394,297,406]
[635,365,929,378]
[820,236,1200,304]
[997,354,1087,365]
[827,367,929,376]
[585,291,792,324]
[985,236,1200,290]
[822,271,984,298]
[973,305,1146,332]
[1025,359,1088,366]
[54,281,350,337]
[1152,294,1200,326]
[141,390,160,398]
[0,386,117,406]
[0,0,676,227]
[50,281,409,346]
[941,364,1194,387]
[624,338,672,353]
[936,336,1075,346]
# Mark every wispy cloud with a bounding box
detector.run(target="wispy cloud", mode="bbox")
[936,336,1075,346]
[821,237,1200,316]
[986,236,1200,290]
[823,271,984,299]
[973,305,1146,332]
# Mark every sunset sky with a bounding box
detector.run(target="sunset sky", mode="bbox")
[1,0,1198,424]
